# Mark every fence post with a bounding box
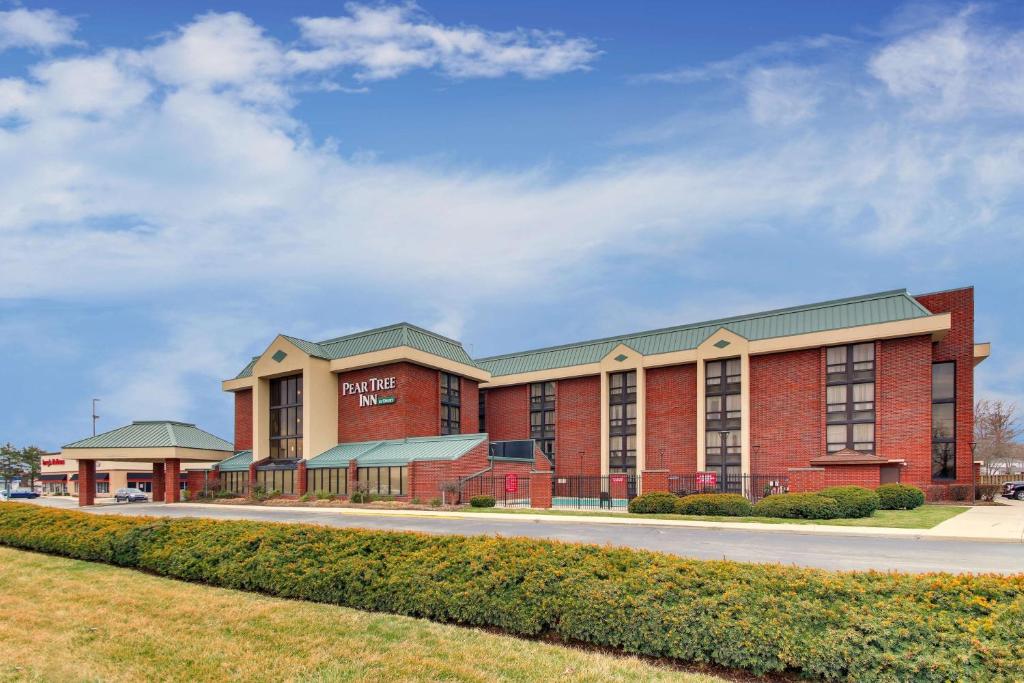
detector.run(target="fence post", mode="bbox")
[529,471,552,509]
[641,469,669,494]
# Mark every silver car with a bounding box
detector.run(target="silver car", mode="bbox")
[114,487,148,503]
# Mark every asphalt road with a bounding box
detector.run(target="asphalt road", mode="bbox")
[21,497,1024,574]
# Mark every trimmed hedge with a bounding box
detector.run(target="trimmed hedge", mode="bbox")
[876,484,926,510]
[675,493,752,517]
[627,492,678,514]
[469,495,496,508]
[817,486,879,519]
[752,493,841,519]
[1,504,1023,682]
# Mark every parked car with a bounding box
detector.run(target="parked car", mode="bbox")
[114,487,148,503]
[1001,481,1024,501]
[7,488,41,499]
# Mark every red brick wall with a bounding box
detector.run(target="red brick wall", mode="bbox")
[645,364,697,476]
[338,362,440,442]
[234,389,252,451]
[789,464,882,492]
[555,376,601,477]
[484,385,530,441]
[876,335,933,487]
[462,380,480,434]
[750,349,822,475]
[409,441,490,501]
[915,288,975,486]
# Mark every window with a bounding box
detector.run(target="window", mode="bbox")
[608,371,637,474]
[308,467,348,496]
[220,471,247,495]
[530,382,556,460]
[705,359,742,479]
[96,481,109,494]
[478,390,487,433]
[269,374,302,459]
[932,362,956,480]
[826,343,875,453]
[357,466,407,496]
[256,467,296,495]
[441,372,461,435]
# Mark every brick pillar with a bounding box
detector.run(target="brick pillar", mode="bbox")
[78,459,96,507]
[151,462,165,502]
[348,459,359,499]
[297,460,308,496]
[248,462,258,494]
[642,469,669,494]
[164,459,181,503]
[529,470,552,509]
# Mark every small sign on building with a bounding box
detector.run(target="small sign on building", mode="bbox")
[504,473,518,493]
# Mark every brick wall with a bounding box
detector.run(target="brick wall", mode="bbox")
[555,376,601,477]
[876,335,933,487]
[645,364,697,476]
[915,288,975,486]
[409,441,490,501]
[462,380,480,434]
[750,349,822,476]
[338,362,440,442]
[484,385,529,441]
[234,389,252,451]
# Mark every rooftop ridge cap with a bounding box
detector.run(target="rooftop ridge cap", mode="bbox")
[316,322,465,348]
[132,420,195,426]
[474,288,912,362]
[164,422,176,446]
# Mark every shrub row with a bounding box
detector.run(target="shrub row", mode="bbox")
[628,492,754,516]
[877,484,926,510]
[818,486,879,518]
[752,493,841,519]
[0,503,1021,681]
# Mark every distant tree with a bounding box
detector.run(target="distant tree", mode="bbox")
[19,446,44,488]
[975,399,1023,474]
[0,443,25,492]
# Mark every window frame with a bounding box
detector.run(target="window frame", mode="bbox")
[608,371,637,474]
[931,361,957,480]
[268,374,303,460]
[529,381,556,460]
[440,372,461,435]
[825,343,876,453]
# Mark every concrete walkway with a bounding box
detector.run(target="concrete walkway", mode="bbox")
[928,501,1024,542]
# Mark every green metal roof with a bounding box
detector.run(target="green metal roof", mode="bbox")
[308,433,487,468]
[217,450,252,471]
[235,323,475,379]
[476,289,934,376]
[64,421,234,451]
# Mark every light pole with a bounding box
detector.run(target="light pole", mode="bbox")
[969,441,978,504]
[91,398,101,436]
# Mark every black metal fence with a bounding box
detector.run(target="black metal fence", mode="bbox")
[551,474,639,510]
[668,473,787,503]
[457,473,531,508]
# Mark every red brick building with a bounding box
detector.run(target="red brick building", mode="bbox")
[219,287,989,503]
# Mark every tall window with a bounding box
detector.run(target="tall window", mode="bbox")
[441,372,461,435]
[530,382,556,460]
[608,371,637,474]
[478,390,487,433]
[932,362,956,480]
[825,343,875,453]
[269,374,302,459]
[705,358,741,478]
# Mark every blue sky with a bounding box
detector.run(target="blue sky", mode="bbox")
[1,1,1022,449]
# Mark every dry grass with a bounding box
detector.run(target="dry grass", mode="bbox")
[0,547,727,683]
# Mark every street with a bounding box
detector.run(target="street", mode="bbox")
[20,497,1024,574]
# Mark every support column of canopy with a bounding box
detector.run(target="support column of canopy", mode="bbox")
[77,460,96,507]
[164,459,181,503]
[152,462,165,502]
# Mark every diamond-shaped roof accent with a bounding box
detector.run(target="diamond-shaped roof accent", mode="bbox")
[614,353,628,362]
[271,350,287,362]
[713,339,731,349]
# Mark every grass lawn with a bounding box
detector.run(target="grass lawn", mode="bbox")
[0,547,725,683]
[469,504,967,529]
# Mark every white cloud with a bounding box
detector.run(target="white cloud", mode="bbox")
[0,7,78,52]
[745,66,822,125]
[869,7,1024,119]
[291,3,598,80]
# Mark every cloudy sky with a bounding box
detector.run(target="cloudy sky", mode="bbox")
[1,1,1022,449]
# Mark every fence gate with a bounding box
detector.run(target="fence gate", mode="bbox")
[551,474,638,510]
[458,473,531,508]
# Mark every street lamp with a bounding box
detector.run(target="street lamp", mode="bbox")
[91,398,101,436]
[969,441,978,504]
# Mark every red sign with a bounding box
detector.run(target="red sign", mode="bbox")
[696,471,718,488]
[504,473,518,493]
[610,474,627,485]
[42,459,65,466]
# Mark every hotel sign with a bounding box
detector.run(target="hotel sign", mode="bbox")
[342,376,398,408]
[42,458,65,466]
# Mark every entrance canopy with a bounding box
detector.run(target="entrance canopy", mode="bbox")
[62,420,233,464]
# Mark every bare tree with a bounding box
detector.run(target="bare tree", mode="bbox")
[974,399,1023,474]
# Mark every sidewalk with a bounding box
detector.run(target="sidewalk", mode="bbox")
[168,501,1024,542]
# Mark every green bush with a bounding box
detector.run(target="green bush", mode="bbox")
[876,484,925,510]
[315,490,333,500]
[0,503,1020,682]
[627,492,679,514]
[469,495,496,508]
[817,486,879,518]
[674,493,752,516]
[428,497,442,507]
[752,493,841,519]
